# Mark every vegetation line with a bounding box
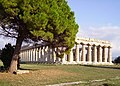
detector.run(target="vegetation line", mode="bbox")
[47,76,120,86]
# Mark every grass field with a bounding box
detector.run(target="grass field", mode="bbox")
[0,61,120,86]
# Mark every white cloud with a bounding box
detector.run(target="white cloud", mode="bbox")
[77,25,120,58]
[0,36,16,49]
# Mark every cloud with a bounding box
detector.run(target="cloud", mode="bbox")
[77,25,120,58]
[0,36,16,49]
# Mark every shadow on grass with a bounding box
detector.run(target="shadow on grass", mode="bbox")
[82,65,120,70]
[18,68,39,71]
[0,66,39,73]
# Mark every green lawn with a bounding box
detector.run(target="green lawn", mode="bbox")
[0,62,120,86]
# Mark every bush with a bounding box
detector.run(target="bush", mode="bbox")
[114,56,120,64]
[0,43,14,70]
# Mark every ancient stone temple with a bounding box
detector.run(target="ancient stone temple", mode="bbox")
[20,37,113,65]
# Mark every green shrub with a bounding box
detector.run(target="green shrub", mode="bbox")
[0,43,14,70]
[114,56,120,64]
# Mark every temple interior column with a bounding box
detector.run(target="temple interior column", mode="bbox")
[75,43,80,62]
[87,44,91,63]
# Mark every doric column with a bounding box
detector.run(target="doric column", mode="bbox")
[33,48,36,61]
[31,49,34,61]
[35,48,37,61]
[30,49,32,62]
[87,44,92,63]
[27,50,29,61]
[28,50,30,61]
[25,51,27,61]
[44,46,48,62]
[108,46,112,63]
[62,53,66,63]
[103,46,107,63]
[93,45,97,63]
[52,48,56,62]
[98,46,102,63]
[41,46,45,62]
[69,49,73,63]
[81,44,86,62]
[19,52,22,61]
[36,48,39,62]
[75,43,79,62]
[38,47,41,62]
[47,47,50,62]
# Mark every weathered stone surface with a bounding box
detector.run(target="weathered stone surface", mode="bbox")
[19,37,112,65]
[17,70,29,74]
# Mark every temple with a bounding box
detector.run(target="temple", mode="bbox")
[20,37,113,65]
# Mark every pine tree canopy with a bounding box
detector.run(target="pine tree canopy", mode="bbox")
[0,0,78,52]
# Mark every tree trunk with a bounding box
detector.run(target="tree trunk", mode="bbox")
[9,35,24,73]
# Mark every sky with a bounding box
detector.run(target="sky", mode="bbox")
[0,0,120,59]
[67,0,120,58]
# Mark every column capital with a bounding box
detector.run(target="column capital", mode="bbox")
[93,44,97,47]
[80,42,85,45]
[75,42,79,45]
[87,43,91,46]
[102,45,108,48]
[108,46,112,48]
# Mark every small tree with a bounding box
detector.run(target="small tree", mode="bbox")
[0,43,14,70]
[114,56,120,64]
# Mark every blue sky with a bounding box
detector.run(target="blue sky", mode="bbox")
[68,0,120,27]
[67,0,120,58]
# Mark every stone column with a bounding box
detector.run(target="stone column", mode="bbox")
[108,46,112,63]
[33,48,36,61]
[47,47,50,62]
[75,43,79,62]
[52,48,56,62]
[31,49,34,62]
[41,46,45,62]
[28,50,30,61]
[62,53,66,64]
[69,49,73,63]
[19,52,22,61]
[87,44,92,63]
[103,46,107,63]
[27,50,29,61]
[24,51,26,61]
[98,46,102,63]
[30,49,32,62]
[36,48,39,62]
[44,46,48,62]
[81,44,86,62]
[38,47,41,62]
[93,45,97,63]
